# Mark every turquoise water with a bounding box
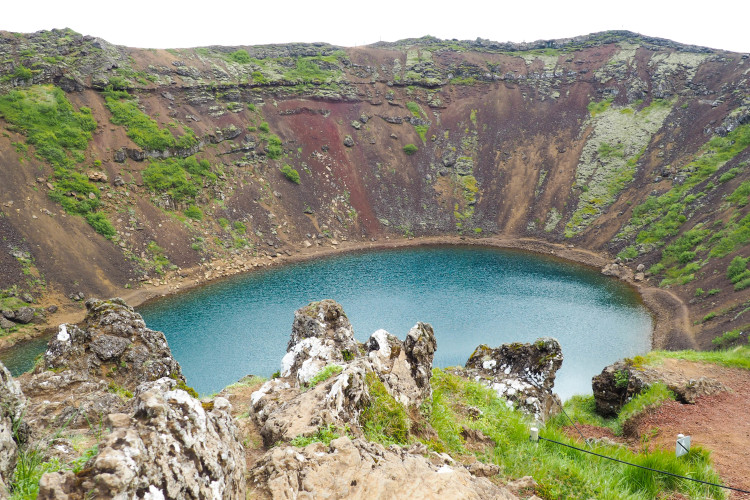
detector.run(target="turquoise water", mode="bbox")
[137,246,652,400]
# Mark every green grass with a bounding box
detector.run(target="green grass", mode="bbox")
[711,327,747,348]
[360,372,409,445]
[265,134,282,159]
[587,97,613,117]
[305,365,342,389]
[428,369,722,499]
[556,383,675,436]
[142,156,215,202]
[625,123,750,247]
[644,346,750,370]
[290,424,347,447]
[184,205,203,220]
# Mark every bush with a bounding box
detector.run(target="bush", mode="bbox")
[727,256,749,282]
[403,143,418,155]
[280,165,300,184]
[259,121,270,133]
[184,205,203,220]
[227,50,251,64]
[266,134,282,159]
[85,212,116,239]
[712,328,743,348]
[233,221,246,234]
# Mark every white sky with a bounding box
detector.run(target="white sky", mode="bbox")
[4,0,749,53]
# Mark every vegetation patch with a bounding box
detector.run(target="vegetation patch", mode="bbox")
[103,87,197,151]
[620,123,750,247]
[0,85,116,238]
[360,372,409,445]
[142,156,216,202]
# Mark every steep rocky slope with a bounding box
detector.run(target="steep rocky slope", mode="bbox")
[1,29,750,349]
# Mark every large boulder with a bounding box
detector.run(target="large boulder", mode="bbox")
[38,378,246,499]
[592,359,728,417]
[0,361,26,493]
[251,301,438,445]
[461,338,564,421]
[249,436,518,500]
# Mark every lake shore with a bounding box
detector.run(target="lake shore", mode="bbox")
[0,234,693,353]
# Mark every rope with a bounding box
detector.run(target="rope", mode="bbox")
[537,436,750,494]
[558,404,587,444]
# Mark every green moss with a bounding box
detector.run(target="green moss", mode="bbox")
[587,97,613,117]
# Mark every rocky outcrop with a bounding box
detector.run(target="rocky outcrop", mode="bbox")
[0,361,26,493]
[460,338,564,421]
[249,436,517,500]
[7,297,246,499]
[251,300,437,446]
[38,378,246,499]
[41,298,184,386]
[592,359,729,417]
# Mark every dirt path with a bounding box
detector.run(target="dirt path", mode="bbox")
[632,359,750,499]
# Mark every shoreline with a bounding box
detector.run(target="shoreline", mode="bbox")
[0,235,693,353]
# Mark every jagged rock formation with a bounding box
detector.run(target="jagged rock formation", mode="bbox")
[20,298,184,429]
[251,300,437,445]
[460,338,564,421]
[592,359,728,417]
[38,378,245,500]
[249,437,517,500]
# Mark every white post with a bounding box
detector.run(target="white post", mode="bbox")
[530,427,539,443]
[676,434,691,457]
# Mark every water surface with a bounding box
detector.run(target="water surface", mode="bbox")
[139,246,652,400]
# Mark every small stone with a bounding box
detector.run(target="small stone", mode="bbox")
[343,135,354,147]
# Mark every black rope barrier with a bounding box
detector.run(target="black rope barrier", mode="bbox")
[535,435,750,495]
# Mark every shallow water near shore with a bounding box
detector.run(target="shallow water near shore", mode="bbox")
[135,246,651,400]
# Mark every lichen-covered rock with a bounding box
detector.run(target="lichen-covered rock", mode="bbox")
[41,298,184,386]
[252,301,438,445]
[249,436,517,500]
[0,361,26,493]
[462,338,563,421]
[38,378,246,499]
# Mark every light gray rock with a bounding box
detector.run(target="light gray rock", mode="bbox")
[38,379,246,499]
[249,436,517,500]
[252,301,438,445]
[0,361,26,493]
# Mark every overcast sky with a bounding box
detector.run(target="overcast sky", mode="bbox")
[3,0,749,53]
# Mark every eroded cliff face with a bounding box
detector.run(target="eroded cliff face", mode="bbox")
[1,29,750,347]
